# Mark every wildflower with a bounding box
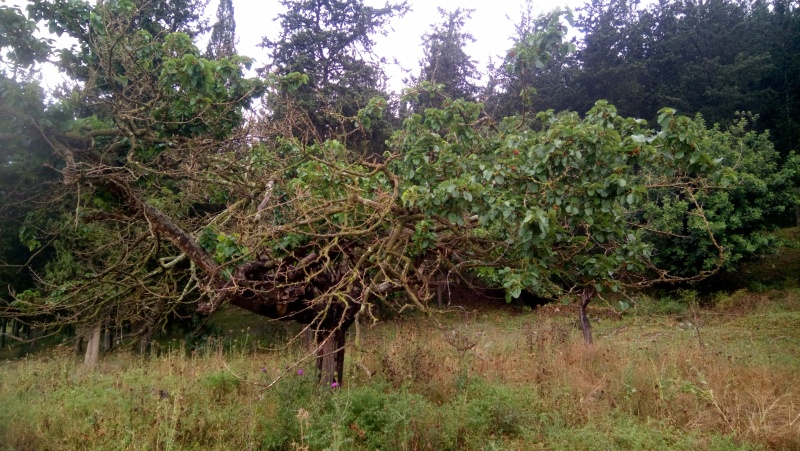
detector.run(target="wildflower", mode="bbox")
[331,382,339,389]
[297,368,304,376]
[261,367,267,373]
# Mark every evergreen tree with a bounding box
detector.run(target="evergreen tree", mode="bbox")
[484,6,576,122]
[410,8,479,110]
[205,0,237,60]
[261,0,408,153]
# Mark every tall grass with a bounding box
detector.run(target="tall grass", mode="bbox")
[2,289,799,450]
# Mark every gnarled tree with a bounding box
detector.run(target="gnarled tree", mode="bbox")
[5,5,747,386]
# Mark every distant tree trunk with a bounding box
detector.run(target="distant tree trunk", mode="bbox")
[579,286,596,345]
[11,319,20,338]
[138,327,154,355]
[84,322,102,366]
[102,327,113,353]
[302,327,314,352]
[795,203,799,227]
[0,317,6,348]
[74,335,83,356]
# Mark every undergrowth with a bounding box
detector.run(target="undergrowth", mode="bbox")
[2,287,799,450]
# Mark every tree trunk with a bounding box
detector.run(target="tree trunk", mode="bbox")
[74,335,83,356]
[796,203,799,228]
[103,327,113,353]
[11,319,19,338]
[84,322,102,366]
[302,327,315,352]
[138,327,154,355]
[0,317,6,348]
[316,326,347,386]
[579,286,596,345]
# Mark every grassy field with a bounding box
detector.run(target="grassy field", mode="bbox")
[1,230,800,450]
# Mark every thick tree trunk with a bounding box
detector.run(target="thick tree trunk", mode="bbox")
[84,322,102,366]
[578,286,596,345]
[316,326,348,386]
[74,335,83,355]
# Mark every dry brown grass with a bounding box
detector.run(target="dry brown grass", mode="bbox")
[353,293,800,449]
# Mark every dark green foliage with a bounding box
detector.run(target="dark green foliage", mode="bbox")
[205,0,236,60]
[643,115,800,276]
[0,4,51,69]
[0,6,58,311]
[27,0,209,40]
[1,0,262,340]
[522,0,800,156]
[485,6,577,123]
[409,8,479,110]
[261,0,408,153]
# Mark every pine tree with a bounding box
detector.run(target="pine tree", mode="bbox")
[262,0,408,152]
[412,8,479,110]
[206,0,237,60]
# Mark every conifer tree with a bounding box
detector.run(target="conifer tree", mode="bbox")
[261,0,407,153]
[411,8,479,110]
[206,0,237,59]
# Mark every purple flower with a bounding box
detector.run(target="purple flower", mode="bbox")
[297,369,305,376]
[331,382,340,389]
[261,367,267,373]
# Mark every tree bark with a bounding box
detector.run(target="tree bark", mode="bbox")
[103,327,113,353]
[84,322,102,366]
[316,326,348,386]
[579,286,596,345]
[0,317,6,348]
[138,327,154,355]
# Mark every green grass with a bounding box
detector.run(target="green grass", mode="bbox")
[2,229,800,450]
[3,289,800,450]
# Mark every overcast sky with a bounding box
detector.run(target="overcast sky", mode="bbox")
[229,0,584,92]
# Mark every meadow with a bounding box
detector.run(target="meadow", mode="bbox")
[2,231,800,450]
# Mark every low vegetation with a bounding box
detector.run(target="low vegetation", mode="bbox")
[2,281,799,450]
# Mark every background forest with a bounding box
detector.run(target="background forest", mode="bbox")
[1,0,800,449]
